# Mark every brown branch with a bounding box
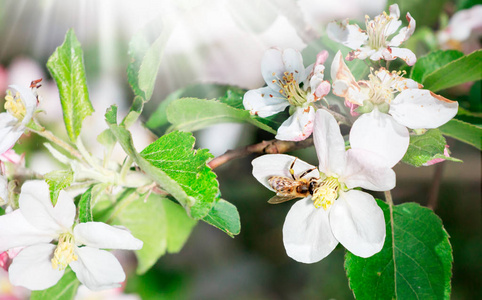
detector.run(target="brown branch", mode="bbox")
[427,162,445,210]
[208,138,314,170]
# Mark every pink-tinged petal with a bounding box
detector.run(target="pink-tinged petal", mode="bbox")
[9,244,64,290]
[283,198,338,263]
[342,149,396,191]
[389,90,458,129]
[329,190,386,258]
[350,110,409,168]
[0,149,23,164]
[314,110,346,176]
[74,222,143,250]
[315,50,329,65]
[19,181,75,234]
[349,47,376,61]
[389,12,416,47]
[8,85,37,125]
[331,51,366,105]
[243,87,289,118]
[0,113,24,154]
[252,154,318,191]
[345,99,360,117]
[0,210,54,251]
[275,107,315,141]
[70,247,125,291]
[387,47,417,66]
[327,20,367,50]
[314,81,331,99]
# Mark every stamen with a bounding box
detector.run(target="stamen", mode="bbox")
[270,71,308,107]
[51,233,77,271]
[4,91,27,121]
[312,177,340,210]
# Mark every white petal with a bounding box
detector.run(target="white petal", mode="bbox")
[377,69,419,91]
[0,210,54,251]
[252,154,318,191]
[329,190,386,258]
[74,222,143,250]
[8,85,38,125]
[387,47,417,66]
[327,20,367,50]
[282,48,306,82]
[275,107,314,141]
[342,149,396,191]
[350,110,409,168]
[9,244,64,290]
[19,181,75,233]
[283,198,338,263]
[389,89,458,129]
[0,113,24,154]
[70,247,125,291]
[243,87,289,118]
[388,12,416,47]
[313,110,346,176]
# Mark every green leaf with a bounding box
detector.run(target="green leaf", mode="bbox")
[345,200,453,300]
[422,50,482,92]
[202,199,241,237]
[127,18,172,102]
[166,98,277,134]
[402,129,462,167]
[113,193,197,274]
[78,186,93,223]
[44,170,74,206]
[106,106,196,216]
[140,131,219,219]
[388,0,448,28]
[30,267,79,300]
[439,118,482,150]
[410,50,464,84]
[46,29,94,142]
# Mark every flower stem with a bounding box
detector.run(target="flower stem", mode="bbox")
[31,128,84,161]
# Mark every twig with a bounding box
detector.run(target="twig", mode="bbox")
[427,162,445,210]
[208,138,314,170]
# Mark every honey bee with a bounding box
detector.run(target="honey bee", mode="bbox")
[267,158,320,204]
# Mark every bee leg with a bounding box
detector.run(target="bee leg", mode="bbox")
[299,167,317,179]
[289,158,298,180]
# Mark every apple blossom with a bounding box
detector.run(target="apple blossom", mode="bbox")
[331,51,458,167]
[0,180,143,291]
[327,4,417,65]
[252,110,394,263]
[0,85,38,155]
[243,48,331,141]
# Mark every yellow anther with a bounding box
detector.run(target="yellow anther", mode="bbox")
[51,233,77,271]
[4,91,26,121]
[312,177,340,210]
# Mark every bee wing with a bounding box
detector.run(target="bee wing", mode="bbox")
[267,195,300,204]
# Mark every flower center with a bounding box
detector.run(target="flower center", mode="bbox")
[312,177,340,210]
[272,71,307,107]
[367,73,392,105]
[4,91,26,121]
[365,12,392,50]
[51,233,77,271]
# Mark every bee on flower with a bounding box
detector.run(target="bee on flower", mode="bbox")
[252,110,395,263]
[243,48,331,141]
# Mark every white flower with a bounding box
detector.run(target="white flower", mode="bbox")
[0,85,38,155]
[437,5,482,54]
[243,48,331,141]
[0,181,143,291]
[327,4,417,65]
[331,51,458,167]
[252,110,395,263]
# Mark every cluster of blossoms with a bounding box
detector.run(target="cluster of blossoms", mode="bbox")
[246,4,458,263]
[0,84,144,291]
